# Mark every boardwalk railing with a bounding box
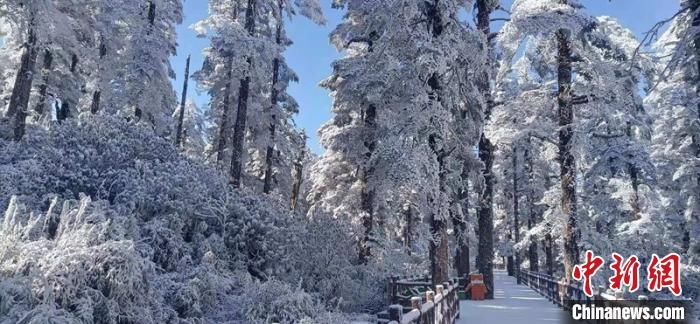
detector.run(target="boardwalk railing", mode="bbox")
[379,277,460,324]
[518,269,594,308]
[517,269,684,324]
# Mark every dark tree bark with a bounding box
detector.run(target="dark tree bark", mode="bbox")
[692,1,700,258]
[544,232,554,276]
[506,233,514,276]
[425,0,450,286]
[147,0,156,25]
[525,137,539,272]
[358,103,377,264]
[263,0,284,194]
[625,122,641,218]
[512,145,521,284]
[429,134,450,285]
[404,205,413,256]
[175,55,191,148]
[8,24,38,141]
[229,0,256,187]
[57,101,71,122]
[453,173,470,279]
[216,57,234,163]
[290,146,305,211]
[90,39,108,114]
[70,53,79,73]
[33,50,53,121]
[356,16,382,264]
[90,91,102,115]
[476,0,495,299]
[358,176,374,264]
[134,1,157,120]
[557,27,579,280]
[56,54,79,123]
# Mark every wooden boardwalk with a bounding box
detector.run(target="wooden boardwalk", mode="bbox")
[458,270,564,324]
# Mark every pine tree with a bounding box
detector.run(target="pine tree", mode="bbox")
[646,1,700,296]
[311,0,485,284]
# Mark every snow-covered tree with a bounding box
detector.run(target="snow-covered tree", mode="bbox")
[309,0,486,285]
[646,0,700,299]
[173,99,207,158]
[495,0,658,281]
[0,0,87,139]
[118,0,182,135]
[193,0,322,202]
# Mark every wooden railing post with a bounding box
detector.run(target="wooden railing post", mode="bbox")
[426,290,435,302]
[379,276,465,324]
[389,275,399,305]
[442,281,456,324]
[411,296,422,310]
[388,304,403,322]
[426,290,435,323]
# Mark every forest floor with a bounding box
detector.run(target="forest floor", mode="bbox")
[458,270,564,323]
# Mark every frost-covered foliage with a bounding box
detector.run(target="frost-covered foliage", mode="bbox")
[0,0,183,135]
[645,0,700,301]
[118,0,183,135]
[193,0,321,202]
[309,0,486,276]
[488,0,700,303]
[173,100,207,158]
[0,117,357,323]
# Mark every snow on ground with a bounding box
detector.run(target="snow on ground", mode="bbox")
[458,270,564,324]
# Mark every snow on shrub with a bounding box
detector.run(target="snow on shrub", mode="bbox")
[0,117,353,323]
[0,196,160,323]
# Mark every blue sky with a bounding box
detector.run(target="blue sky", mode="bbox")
[170,0,680,154]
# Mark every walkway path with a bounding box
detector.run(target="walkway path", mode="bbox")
[458,270,564,323]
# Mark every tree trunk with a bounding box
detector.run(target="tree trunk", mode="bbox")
[57,101,71,122]
[8,24,38,141]
[429,138,450,285]
[175,55,191,148]
[506,233,514,276]
[425,0,449,286]
[624,121,642,219]
[90,91,102,114]
[134,1,158,120]
[229,0,256,187]
[512,145,521,283]
[263,1,284,194]
[358,179,374,264]
[34,49,53,122]
[216,57,234,163]
[476,0,495,299]
[453,173,470,279]
[358,103,377,264]
[692,2,700,260]
[404,205,413,256]
[525,137,539,272]
[147,0,156,25]
[528,224,539,272]
[544,232,554,276]
[90,39,108,114]
[55,54,79,123]
[356,27,378,263]
[290,147,305,211]
[557,27,579,280]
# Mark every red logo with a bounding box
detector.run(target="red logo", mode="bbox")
[572,250,605,297]
[647,253,682,296]
[609,253,640,293]
[571,251,683,297]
